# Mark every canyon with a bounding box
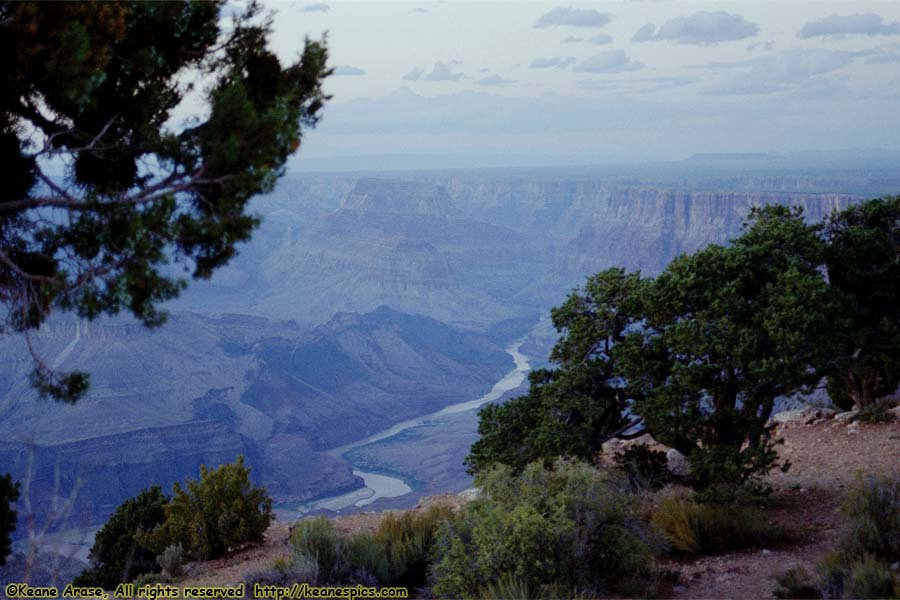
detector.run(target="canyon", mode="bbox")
[2,155,898,565]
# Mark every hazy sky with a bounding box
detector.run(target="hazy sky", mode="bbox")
[252,1,900,167]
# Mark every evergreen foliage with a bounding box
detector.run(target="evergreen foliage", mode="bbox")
[0,1,330,401]
[823,196,900,410]
[143,455,273,561]
[469,206,835,489]
[72,486,168,588]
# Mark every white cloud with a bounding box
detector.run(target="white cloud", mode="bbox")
[530,56,577,69]
[333,65,366,76]
[562,34,613,45]
[476,74,515,87]
[573,50,643,73]
[799,14,900,39]
[633,12,759,46]
[701,48,859,96]
[404,62,465,82]
[301,2,329,13]
[535,7,612,29]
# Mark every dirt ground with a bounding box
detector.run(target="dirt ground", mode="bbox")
[178,416,900,598]
[670,417,900,599]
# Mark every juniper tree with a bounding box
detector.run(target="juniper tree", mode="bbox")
[0,0,330,402]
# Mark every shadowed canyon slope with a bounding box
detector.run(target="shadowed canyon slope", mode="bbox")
[0,308,511,530]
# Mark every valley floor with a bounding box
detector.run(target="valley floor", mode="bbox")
[176,416,900,599]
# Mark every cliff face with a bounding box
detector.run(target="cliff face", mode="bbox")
[177,174,860,327]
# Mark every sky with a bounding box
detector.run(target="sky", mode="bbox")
[249,1,900,169]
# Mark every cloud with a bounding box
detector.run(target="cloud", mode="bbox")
[799,14,900,39]
[411,7,428,13]
[700,48,859,95]
[747,41,776,53]
[562,34,613,45]
[535,7,612,29]
[403,62,464,82]
[301,2,329,12]
[403,67,424,81]
[529,56,577,69]
[631,23,656,42]
[633,12,759,45]
[476,74,515,87]
[332,65,366,76]
[577,76,697,94]
[573,50,643,73]
[865,49,900,64]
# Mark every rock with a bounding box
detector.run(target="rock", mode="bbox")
[835,411,858,423]
[772,406,837,426]
[847,424,860,435]
[889,406,900,419]
[890,562,899,572]
[457,488,481,502]
[667,448,691,477]
[761,549,772,555]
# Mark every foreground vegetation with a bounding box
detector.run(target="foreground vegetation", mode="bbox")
[774,473,900,599]
[73,456,272,589]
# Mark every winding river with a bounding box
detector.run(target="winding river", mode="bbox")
[288,339,531,516]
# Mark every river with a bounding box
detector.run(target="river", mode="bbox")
[282,338,531,517]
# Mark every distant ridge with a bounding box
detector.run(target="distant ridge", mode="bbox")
[687,153,770,161]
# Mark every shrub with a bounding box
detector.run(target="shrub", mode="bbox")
[432,459,661,599]
[289,517,344,581]
[838,473,900,563]
[615,444,671,490]
[651,488,788,556]
[845,555,897,599]
[73,486,168,588]
[773,567,822,599]
[133,572,173,587]
[143,456,272,561]
[243,567,289,589]
[374,505,456,588]
[817,553,849,599]
[854,399,898,424]
[156,544,184,577]
[346,532,388,584]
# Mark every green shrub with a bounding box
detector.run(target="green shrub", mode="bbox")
[818,553,850,599]
[278,551,320,584]
[845,555,897,599]
[432,459,661,599]
[346,532,388,583]
[143,456,272,561]
[615,444,671,490]
[156,543,184,577]
[374,505,456,588]
[651,489,787,556]
[854,399,898,424]
[477,572,535,600]
[290,516,345,581]
[73,486,168,588]
[838,473,900,563]
[774,567,822,599]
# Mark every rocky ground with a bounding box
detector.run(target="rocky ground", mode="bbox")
[175,406,900,598]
